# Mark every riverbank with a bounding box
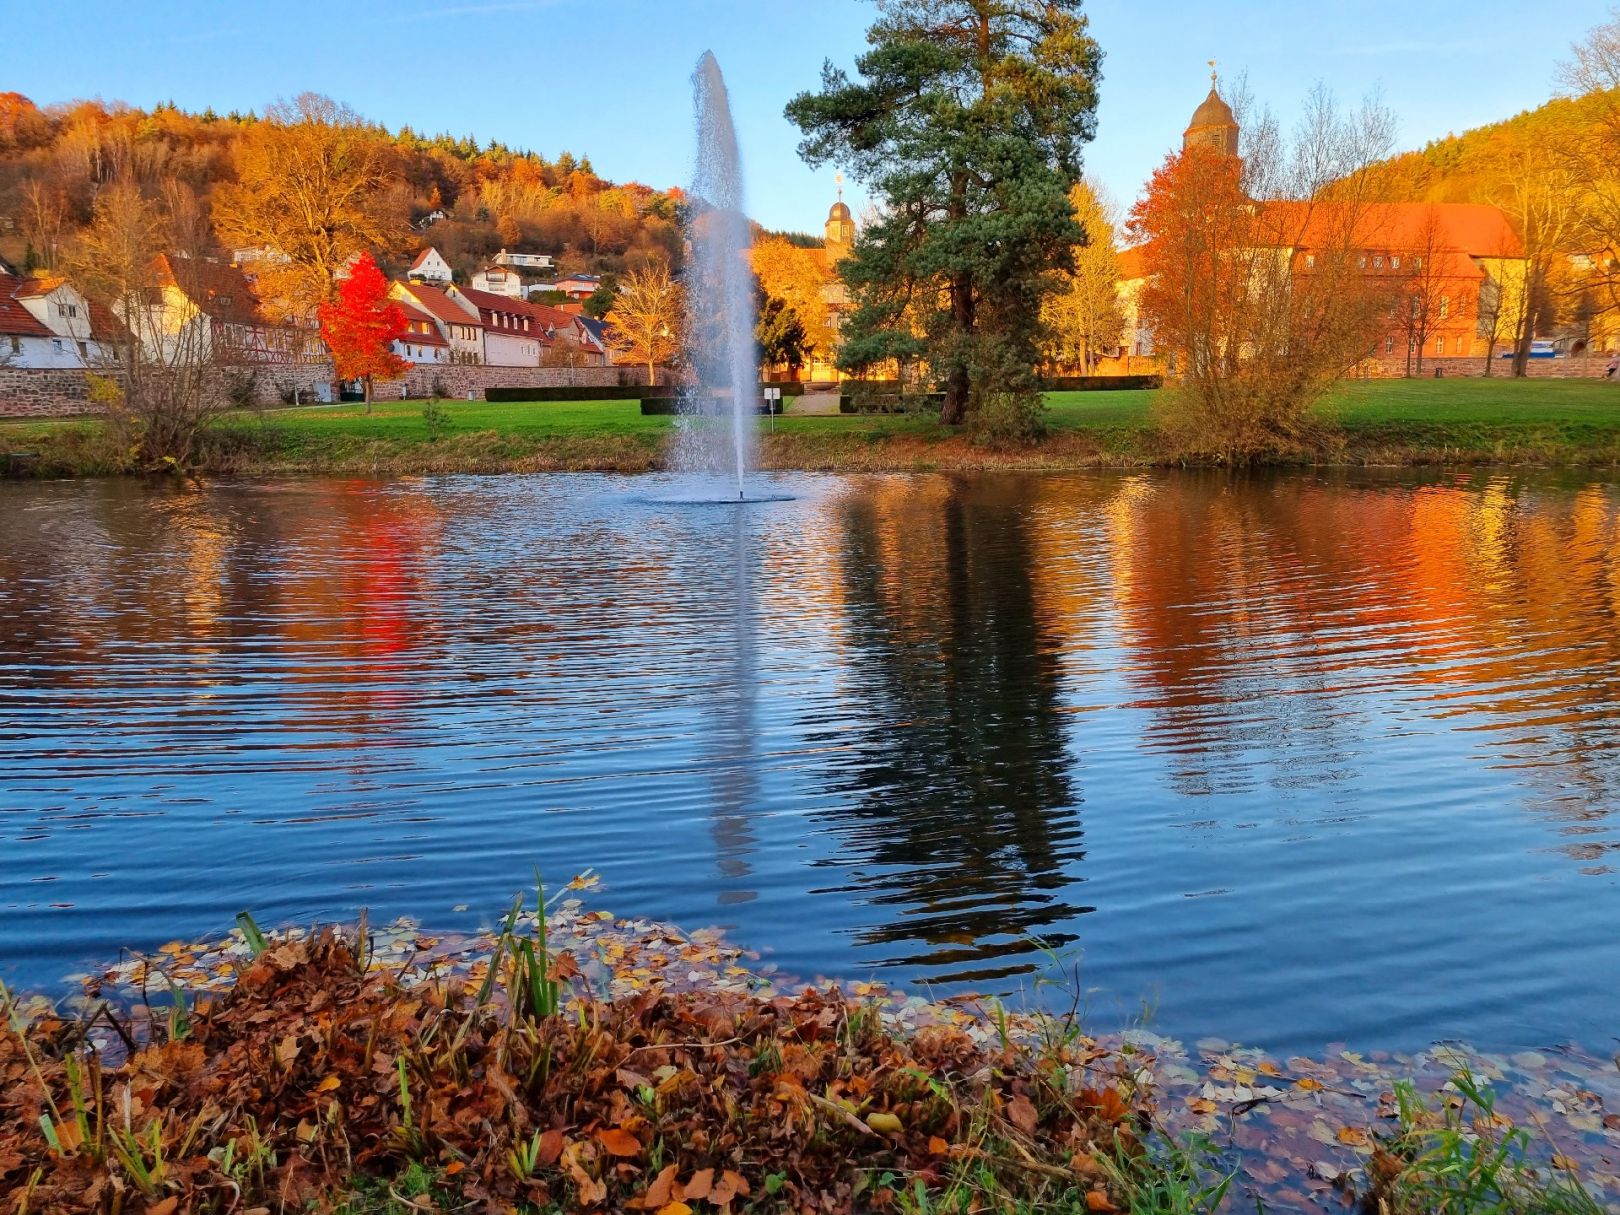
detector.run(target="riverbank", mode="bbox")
[4,380,1619,478]
[3,897,1615,1213]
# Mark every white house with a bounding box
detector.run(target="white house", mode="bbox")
[406,247,454,285]
[455,285,543,366]
[1,272,126,368]
[390,281,485,363]
[492,249,554,272]
[469,264,530,299]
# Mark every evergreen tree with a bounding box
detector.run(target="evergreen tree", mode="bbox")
[786,0,1103,428]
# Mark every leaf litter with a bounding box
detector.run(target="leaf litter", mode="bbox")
[2,887,1617,1212]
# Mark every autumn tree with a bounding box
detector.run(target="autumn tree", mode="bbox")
[1128,87,1399,459]
[213,94,406,320]
[317,252,408,408]
[604,261,683,385]
[751,234,837,362]
[787,0,1103,432]
[66,183,227,468]
[1041,180,1124,373]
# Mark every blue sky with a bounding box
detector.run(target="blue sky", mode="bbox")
[5,0,1611,233]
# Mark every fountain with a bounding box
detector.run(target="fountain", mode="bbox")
[675,52,758,501]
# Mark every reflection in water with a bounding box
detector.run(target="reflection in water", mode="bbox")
[820,477,1087,981]
[2,470,1619,1055]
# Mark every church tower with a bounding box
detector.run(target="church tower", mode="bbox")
[825,173,855,254]
[1184,64,1239,157]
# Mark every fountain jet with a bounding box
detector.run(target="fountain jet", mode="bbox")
[676,52,757,500]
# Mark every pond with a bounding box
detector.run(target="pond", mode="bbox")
[1,469,1617,1058]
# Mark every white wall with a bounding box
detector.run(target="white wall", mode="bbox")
[3,333,84,369]
[482,331,541,367]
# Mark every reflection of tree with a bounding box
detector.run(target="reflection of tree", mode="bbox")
[1111,471,1620,863]
[816,476,1087,982]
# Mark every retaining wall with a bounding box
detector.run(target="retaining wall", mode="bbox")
[0,362,640,419]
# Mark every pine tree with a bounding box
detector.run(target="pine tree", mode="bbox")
[786,0,1102,429]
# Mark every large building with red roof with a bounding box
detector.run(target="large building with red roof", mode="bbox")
[1118,80,1530,374]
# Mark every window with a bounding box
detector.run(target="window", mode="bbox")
[51,338,64,351]
[1306,254,1316,269]
[1373,255,1384,269]
[1436,336,1446,355]
[218,295,233,307]
[1357,255,1367,269]
[1413,256,1422,270]
[1439,296,1450,319]
[1391,255,1401,270]
[77,341,88,359]
[8,336,18,354]
[1409,337,1417,353]
[1386,335,1395,353]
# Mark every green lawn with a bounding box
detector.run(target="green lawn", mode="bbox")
[5,377,1619,473]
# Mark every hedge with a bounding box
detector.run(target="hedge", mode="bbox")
[485,385,646,402]
[1042,374,1162,391]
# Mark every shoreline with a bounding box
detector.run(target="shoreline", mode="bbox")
[6,423,1620,481]
[5,899,1618,1212]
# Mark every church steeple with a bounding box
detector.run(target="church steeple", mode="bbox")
[1184,63,1239,156]
[825,172,855,252]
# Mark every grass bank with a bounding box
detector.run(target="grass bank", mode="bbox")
[3,379,1620,478]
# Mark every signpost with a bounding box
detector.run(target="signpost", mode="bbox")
[765,385,780,432]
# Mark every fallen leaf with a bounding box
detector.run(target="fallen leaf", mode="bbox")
[1085,1190,1116,1212]
[1296,1076,1324,1091]
[1337,1126,1371,1148]
[656,1205,693,1215]
[1006,1095,1038,1135]
[596,1126,641,1157]
[147,1200,179,1215]
[867,1111,903,1135]
[642,1163,679,1209]
[684,1168,714,1200]
[315,1076,341,1093]
[928,1135,949,1155]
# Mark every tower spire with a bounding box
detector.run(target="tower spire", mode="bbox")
[836,171,844,203]
[1208,59,1218,89]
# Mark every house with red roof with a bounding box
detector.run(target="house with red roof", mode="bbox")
[406,247,454,286]
[137,255,321,364]
[389,280,485,363]
[1,273,128,368]
[392,299,451,365]
[453,285,544,366]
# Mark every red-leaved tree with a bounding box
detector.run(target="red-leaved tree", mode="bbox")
[318,252,408,409]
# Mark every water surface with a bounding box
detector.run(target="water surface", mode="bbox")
[2,469,1617,1055]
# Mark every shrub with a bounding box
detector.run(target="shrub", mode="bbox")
[422,399,451,442]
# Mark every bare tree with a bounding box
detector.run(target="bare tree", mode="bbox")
[66,183,230,469]
[604,262,684,385]
[1394,206,1467,375]
[1488,141,1578,376]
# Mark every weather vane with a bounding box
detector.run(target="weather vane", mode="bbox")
[1209,59,1218,87]
[836,171,844,201]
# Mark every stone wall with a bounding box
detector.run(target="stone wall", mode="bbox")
[0,362,641,418]
[1357,354,1609,380]
[390,364,636,400]
[0,369,103,418]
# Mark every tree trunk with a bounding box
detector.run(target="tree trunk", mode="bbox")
[647,358,655,386]
[940,174,973,427]
[363,376,372,414]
